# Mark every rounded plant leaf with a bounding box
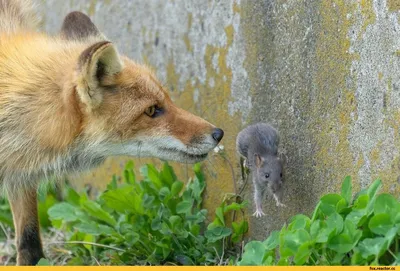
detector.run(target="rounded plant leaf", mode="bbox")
[328,233,355,253]
[288,215,311,231]
[357,237,388,259]
[151,218,162,230]
[343,220,362,244]
[263,230,280,250]
[281,229,311,257]
[374,194,400,217]
[238,241,267,266]
[327,212,344,236]
[368,213,394,235]
[345,209,367,227]
[319,194,344,216]
[176,200,193,214]
[205,226,232,243]
[159,187,170,200]
[48,202,78,222]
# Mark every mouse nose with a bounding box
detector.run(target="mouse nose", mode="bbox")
[212,128,224,143]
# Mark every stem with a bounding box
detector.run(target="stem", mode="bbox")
[309,251,317,265]
[311,201,321,222]
[48,241,126,253]
[388,249,398,261]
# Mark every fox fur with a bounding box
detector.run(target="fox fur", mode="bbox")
[0,0,223,265]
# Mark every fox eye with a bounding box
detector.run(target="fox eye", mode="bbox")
[144,105,163,118]
[265,173,270,178]
[145,105,155,117]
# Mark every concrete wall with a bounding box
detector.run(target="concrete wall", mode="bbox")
[37,0,400,240]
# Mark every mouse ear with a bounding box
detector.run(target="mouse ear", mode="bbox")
[254,153,263,168]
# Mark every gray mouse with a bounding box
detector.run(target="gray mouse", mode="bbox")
[236,123,285,217]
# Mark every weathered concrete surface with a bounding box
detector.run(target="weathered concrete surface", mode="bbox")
[37,0,400,240]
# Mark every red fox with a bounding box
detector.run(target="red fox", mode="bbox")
[0,0,224,265]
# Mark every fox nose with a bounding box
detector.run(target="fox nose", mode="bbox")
[212,128,224,143]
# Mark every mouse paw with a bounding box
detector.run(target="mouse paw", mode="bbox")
[252,210,265,218]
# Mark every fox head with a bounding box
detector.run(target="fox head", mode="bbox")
[60,12,224,163]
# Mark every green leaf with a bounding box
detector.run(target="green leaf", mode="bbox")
[336,198,347,213]
[238,241,267,266]
[294,241,312,265]
[81,201,117,227]
[328,234,355,253]
[288,214,311,231]
[123,161,136,184]
[319,194,344,216]
[102,186,142,214]
[368,213,394,235]
[310,219,336,243]
[171,181,184,196]
[326,212,344,235]
[232,221,248,243]
[343,219,362,244]
[367,179,382,200]
[176,200,192,214]
[160,162,177,187]
[36,258,51,266]
[38,194,58,228]
[83,234,95,252]
[0,211,13,228]
[353,194,369,210]
[74,221,116,236]
[374,194,400,217]
[141,164,162,189]
[366,179,382,212]
[159,187,170,200]
[107,175,118,190]
[345,209,367,227]
[151,218,162,231]
[281,229,311,257]
[341,176,352,204]
[66,187,81,206]
[125,232,140,246]
[215,207,225,225]
[357,237,388,259]
[48,202,78,222]
[263,230,280,250]
[205,226,232,243]
[224,201,248,212]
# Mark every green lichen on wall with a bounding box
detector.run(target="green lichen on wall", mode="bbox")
[360,0,376,35]
[387,0,400,12]
[312,0,360,192]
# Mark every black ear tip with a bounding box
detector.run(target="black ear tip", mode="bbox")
[61,11,100,41]
[64,11,91,21]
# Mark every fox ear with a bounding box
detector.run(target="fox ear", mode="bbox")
[61,11,104,40]
[254,153,263,168]
[76,41,123,110]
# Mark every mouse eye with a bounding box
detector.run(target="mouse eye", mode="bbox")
[280,173,282,178]
[265,173,270,178]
